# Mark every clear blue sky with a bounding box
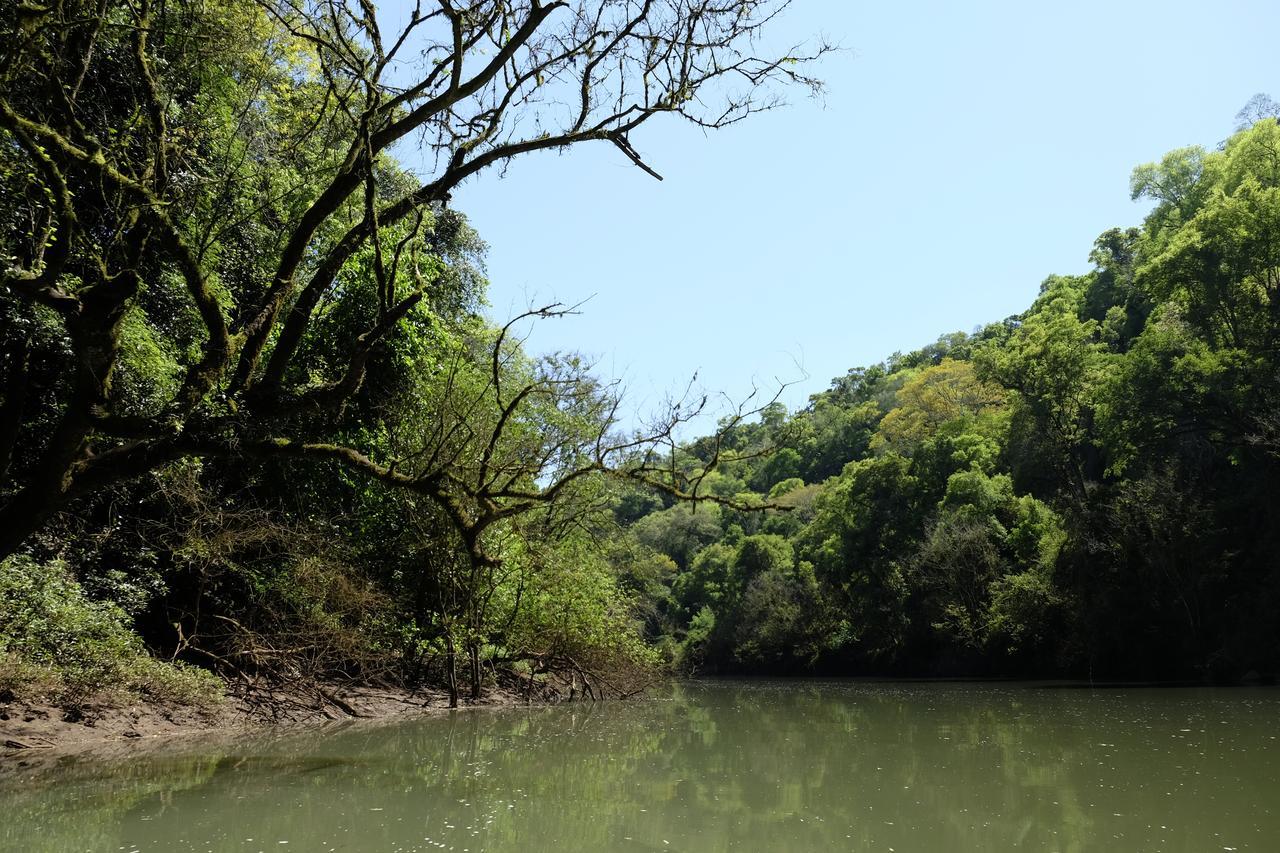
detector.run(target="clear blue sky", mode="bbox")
[451,0,1277,430]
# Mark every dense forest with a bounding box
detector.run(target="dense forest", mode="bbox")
[1,0,1278,719]
[621,108,1280,683]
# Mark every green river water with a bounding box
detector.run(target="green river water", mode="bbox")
[2,680,1278,852]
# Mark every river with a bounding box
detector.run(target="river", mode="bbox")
[3,680,1278,852]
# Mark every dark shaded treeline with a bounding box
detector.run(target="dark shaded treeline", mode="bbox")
[611,113,1280,683]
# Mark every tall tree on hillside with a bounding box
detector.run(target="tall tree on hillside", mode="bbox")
[0,0,831,555]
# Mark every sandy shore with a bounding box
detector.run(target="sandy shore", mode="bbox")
[0,681,534,766]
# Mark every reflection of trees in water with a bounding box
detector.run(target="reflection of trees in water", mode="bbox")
[4,685,1277,852]
[0,751,223,853]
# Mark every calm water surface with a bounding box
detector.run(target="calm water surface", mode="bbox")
[2,680,1278,852]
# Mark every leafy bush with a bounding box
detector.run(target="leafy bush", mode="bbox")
[0,556,222,708]
[500,537,661,694]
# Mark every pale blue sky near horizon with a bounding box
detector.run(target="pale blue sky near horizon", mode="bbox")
[448,0,1277,430]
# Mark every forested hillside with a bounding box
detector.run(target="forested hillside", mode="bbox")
[610,115,1280,682]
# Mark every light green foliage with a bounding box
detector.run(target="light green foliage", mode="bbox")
[872,359,1004,455]
[501,536,659,678]
[608,538,678,609]
[0,557,223,707]
[634,504,725,569]
[932,412,1009,474]
[733,534,795,589]
[113,303,184,414]
[975,277,1109,450]
[1130,146,1208,221]
[760,480,824,538]
[1083,227,1148,344]
[696,467,752,500]
[674,541,736,618]
[1094,309,1249,473]
[679,606,718,668]
[768,477,805,499]
[1133,122,1280,351]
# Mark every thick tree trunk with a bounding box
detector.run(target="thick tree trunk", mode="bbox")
[0,274,136,560]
